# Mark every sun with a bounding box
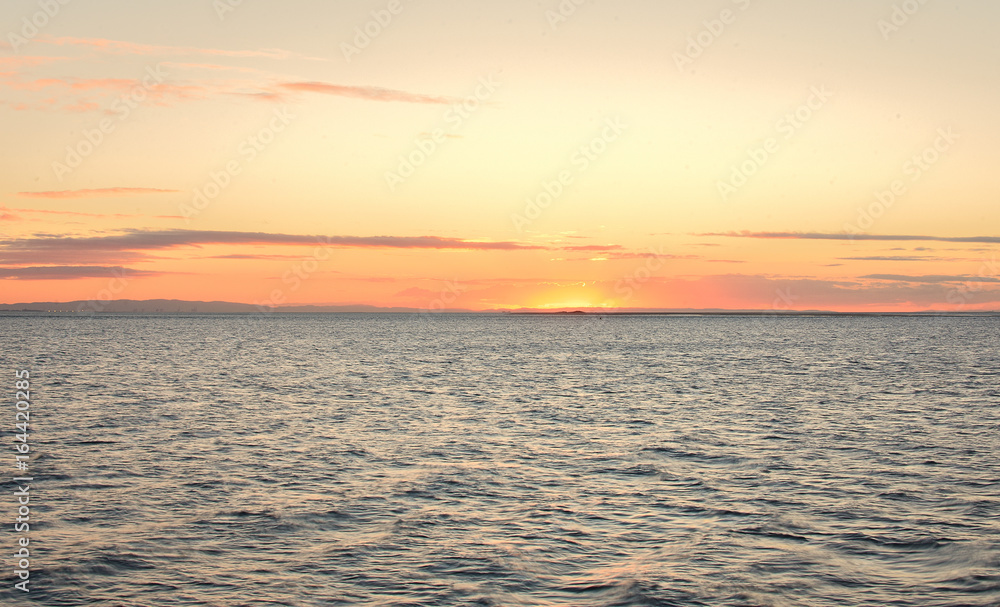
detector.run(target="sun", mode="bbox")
[536,300,610,310]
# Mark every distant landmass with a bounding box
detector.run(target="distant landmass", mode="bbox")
[0,299,441,314]
[0,299,997,315]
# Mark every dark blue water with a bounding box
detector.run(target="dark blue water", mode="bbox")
[1,313,998,606]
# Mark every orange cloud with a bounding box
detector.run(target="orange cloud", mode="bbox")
[18,188,178,199]
[1,75,208,112]
[278,81,453,105]
[3,77,143,93]
[0,207,184,224]
[0,56,69,76]
[701,231,1000,245]
[861,274,1000,284]
[39,36,327,62]
[0,208,23,222]
[4,72,447,113]
[0,266,163,281]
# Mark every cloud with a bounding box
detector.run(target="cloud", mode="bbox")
[4,74,451,113]
[620,251,694,260]
[0,266,162,280]
[17,187,178,199]
[0,56,69,74]
[1,74,208,112]
[159,62,272,75]
[700,231,1000,244]
[1,207,184,224]
[2,47,444,113]
[39,36,327,62]
[861,274,1000,284]
[0,229,547,254]
[6,77,137,92]
[559,244,625,252]
[0,249,155,267]
[278,81,453,105]
[839,256,939,262]
[208,254,308,260]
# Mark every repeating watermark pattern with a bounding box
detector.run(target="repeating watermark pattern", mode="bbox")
[7,0,72,54]
[412,279,469,330]
[613,247,669,303]
[423,280,466,312]
[878,0,931,41]
[546,0,590,30]
[759,287,799,328]
[51,268,135,360]
[180,106,295,222]
[944,255,1000,310]
[843,127,957,237]
[74,267,131,316]
[211,243,336,369]
[12,370,33,593]
[52,64,169,182]
[341,0,413,62]
[384,74,500,192]
[674,0,753,72]
[511,116,626,233]
[717,85,834,202]
[253,240,334,311]
[215,244,337,369]
[213,0,247,22]
[415,279,468,323]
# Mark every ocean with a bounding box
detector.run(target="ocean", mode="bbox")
[1,313,998,606]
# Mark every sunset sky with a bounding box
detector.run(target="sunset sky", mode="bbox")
[2,0,999,311]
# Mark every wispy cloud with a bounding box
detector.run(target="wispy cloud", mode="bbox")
[0,266,162,280]
[1,75,207,112]
[208,254,310,260]
[840,256,935,262]
[17,187,178,199]
[700,231,1000,244]
[39,36,327,62]
[861,274,1000,284]
[0,206,182,222]
[159,62,271,75]
[4,76,138,92]
[559,244,626,252]
[0,55,70,75]
[0,229,563,269]
[3,74,451,112]
[837,256,975,262]
[0,229,547,254]
[0,209,23,222]
[277,81,454,105]
[0,249,152,267]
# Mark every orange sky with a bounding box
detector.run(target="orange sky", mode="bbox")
[2,0,998,312]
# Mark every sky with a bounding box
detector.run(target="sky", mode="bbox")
[1,0,999,312]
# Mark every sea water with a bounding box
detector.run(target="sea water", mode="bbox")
[0,313,997,606]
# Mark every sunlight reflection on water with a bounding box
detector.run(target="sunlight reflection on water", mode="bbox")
[1,313,998,606]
